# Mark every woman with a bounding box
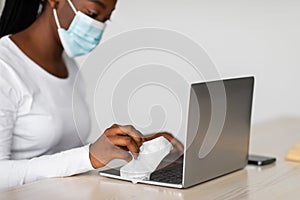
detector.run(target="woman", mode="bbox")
[0,0,183,189]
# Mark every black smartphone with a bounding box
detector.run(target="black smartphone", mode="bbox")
[248,154,276,166]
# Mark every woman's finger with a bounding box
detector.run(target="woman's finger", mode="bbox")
[108,135,140,159]
[119,125,145,145]
[105,125,144,148]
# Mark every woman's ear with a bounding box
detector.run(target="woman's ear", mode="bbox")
[47,0,59,9]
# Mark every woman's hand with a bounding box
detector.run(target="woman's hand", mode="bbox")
[89,124,144,169]
[89,124,184,169]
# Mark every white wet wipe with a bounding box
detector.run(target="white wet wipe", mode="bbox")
[120,136,172,183]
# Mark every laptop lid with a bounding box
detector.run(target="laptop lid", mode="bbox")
[183,77,254,188]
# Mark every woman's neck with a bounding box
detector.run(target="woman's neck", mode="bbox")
[10,8,68,79]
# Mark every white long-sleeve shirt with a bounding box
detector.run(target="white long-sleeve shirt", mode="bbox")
[0,36,94,189]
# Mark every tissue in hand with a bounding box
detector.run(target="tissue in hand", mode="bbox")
[120,136,172,182]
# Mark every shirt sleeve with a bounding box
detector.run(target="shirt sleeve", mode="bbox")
[0,145,94,189]
[0,63,94,190]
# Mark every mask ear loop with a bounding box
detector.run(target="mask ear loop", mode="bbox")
[67,0,77,13]
[53,0,77,30]
[53,9,61,29]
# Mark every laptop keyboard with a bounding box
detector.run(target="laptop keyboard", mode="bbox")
[150,164,183,184]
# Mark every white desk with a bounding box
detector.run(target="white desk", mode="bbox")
[1,118,300,200]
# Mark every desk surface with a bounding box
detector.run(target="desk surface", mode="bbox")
[1,118,300,200]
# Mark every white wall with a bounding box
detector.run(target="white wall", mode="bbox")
[0,0,297,140]
[85,0,299,125]
[77,0,300,144]
[0,0,4,15]
[63,0,300,144]
[1,0,297,124]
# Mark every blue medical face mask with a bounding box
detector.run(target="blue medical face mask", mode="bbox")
[53,0,106,57]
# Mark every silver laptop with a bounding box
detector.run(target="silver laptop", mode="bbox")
[99,77,254,188]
